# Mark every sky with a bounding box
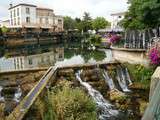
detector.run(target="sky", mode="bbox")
[0,0,128,21]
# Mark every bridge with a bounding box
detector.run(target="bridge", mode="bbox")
[5,62,119,120]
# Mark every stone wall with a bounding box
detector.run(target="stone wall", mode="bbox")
[149,67,160,100]
[142,67,160,120]
[112,48,149,66]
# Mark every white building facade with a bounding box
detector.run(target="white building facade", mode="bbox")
[7,3,63,31]
[111,12,125,31]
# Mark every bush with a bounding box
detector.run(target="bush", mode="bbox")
[88,35,102,46]
[149,47,160,65]
[109,35,121,44]
[124,63,155,89]
[44,82,97,120]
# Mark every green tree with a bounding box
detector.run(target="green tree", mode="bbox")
[121,0,160,30]
[1,26,8,33]
[63,16,76,30]
[92,17,110,31]
[82,12,93,32]
[75,17,83,31]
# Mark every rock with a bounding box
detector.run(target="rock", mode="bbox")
[149,67,160,101]
[58,69,74,76]
[109,89,125,101]
[129,83,147,90]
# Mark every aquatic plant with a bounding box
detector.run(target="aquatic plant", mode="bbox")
[149,47,160,65]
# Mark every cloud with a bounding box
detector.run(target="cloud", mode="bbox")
[0,0,128,21]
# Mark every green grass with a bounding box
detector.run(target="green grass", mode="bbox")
[124,63,155,89]
[43,81,97,120]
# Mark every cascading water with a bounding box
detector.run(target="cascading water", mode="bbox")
[76,71,119,120]
[0,86,4,101]
[102,70,115,90]
[116,67,130,92]
[13,86,22,102]
[124,68,133,86]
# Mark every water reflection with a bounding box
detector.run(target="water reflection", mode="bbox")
[0,47,113,72]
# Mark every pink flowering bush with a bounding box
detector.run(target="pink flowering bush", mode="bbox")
[149,47,160,65]
[109,35,121,44]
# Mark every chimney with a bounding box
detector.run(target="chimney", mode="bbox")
[9,3,13,8]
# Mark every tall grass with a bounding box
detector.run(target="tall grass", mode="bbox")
[43,82,97,120]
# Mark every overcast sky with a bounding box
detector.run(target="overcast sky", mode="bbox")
[0,0,128,21]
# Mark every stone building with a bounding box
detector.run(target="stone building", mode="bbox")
[1,3,63,32]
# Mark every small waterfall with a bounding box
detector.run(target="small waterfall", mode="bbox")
[116,68,130,92]
[0,86,4,101]
[76,71,118,120]
[13,86,22,102]
[102,70,115,90]
[124,68,133,86]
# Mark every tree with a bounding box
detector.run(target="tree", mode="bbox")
[75,18,83,31]
[121,0,160,30]
[82,12,93,32]
[1,26,8,33]
[63,16,76,30]
[92,17,110,31]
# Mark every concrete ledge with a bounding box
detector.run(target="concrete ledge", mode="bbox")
[111,47,146,52]
[0,67,48,75]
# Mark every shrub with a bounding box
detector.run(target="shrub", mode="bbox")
[88,35,102,46]
[109,35,121,44]
[44,82,97,120]
[124,63,155,89]
[149,47,160,65]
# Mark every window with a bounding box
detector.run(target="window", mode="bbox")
[11,19,13,25]
[10,11,12,18]
[14,9,16,17]
[26,7,30,14]
[26,17,30,23]
[46,18,49,24]
[14,18,16,25]
[28,58,33,65]
[18,17,20,25]
[118,16,122,18]
[17,8,19,16]
[39,18,42,24]
[58,19,62,24]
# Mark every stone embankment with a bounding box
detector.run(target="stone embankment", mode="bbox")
[142,67,160,120]
[111,47,149,67]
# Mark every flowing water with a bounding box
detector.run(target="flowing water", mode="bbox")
[76,70,119,120]
[0,86,4,101]
[103,70,115,90]
[13,86,22,103]
[116,67,130,92]
[124,68,133,86]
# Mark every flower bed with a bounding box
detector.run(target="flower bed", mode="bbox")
[149,47,160,65]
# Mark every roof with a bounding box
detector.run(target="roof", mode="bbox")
[54,15,63,18]
[2,20,9,22]
[111,12,126,16]
[36,7,53,11]
[9,3,37,10]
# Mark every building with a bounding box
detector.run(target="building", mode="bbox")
[2,3,63,32]
[0,48,64,71]
[0,20,10,28]
[110,12,125,32]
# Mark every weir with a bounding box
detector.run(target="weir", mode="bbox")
[116,67,130,92]
[2,62,132,120]
[103,70,115,90]
[76,70,119,120]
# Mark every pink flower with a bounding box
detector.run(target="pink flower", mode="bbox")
[149,48,160,65]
